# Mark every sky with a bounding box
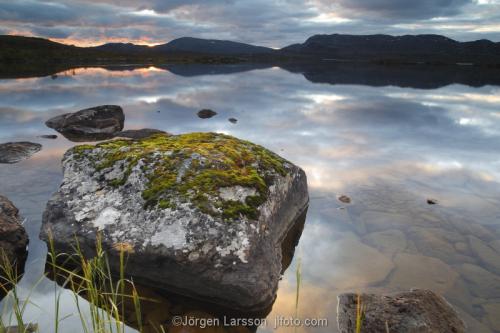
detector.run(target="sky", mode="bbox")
[0,0,499,47]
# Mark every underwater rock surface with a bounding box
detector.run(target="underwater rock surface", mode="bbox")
[45,105,124,142]
[40,132,309,312]
[337,289,465,333]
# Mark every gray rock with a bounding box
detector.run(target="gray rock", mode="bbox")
[0,142,41,164]
[337,289,465,333]
[197,109,217,119]
[40,132,309,313]
[45,105,124,142]
[115,128,169,140]
[0,195,29,298]
[228,118,238,124]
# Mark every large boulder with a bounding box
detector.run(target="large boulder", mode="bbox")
[40,132,308,313]
[0,142,41,164]
[0,195,29,296]
[45,105,124,142]
[337,289,465,333]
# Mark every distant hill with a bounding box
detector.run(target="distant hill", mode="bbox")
[91,43,151,54]
[280,34,500,65]
[154,37,274,55]
[1,34,500,67]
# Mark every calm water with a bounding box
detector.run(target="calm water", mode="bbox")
[1,64,500,332]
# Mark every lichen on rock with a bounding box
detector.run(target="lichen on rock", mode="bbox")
[72,132,289,220]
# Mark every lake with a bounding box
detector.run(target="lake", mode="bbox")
[1,63,500,332]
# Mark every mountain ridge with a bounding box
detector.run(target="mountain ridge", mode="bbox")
[1,33,500,66]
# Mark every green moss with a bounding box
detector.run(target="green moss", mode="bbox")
[70,132,290,220]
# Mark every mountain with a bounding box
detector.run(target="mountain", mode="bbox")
[91,43,151,54]
[1,34,500,67]
[280,34,500,65]
[153,37,274,55]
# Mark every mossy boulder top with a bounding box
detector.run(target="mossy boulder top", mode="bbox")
[41,132,309,312]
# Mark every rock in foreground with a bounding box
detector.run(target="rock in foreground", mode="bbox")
[0,195,29,297]
[41,132,308,313]
[0,142,41,164]
[45,105,124,142]
[337,289,465,333]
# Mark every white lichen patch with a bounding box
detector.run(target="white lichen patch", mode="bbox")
[219,186,257,203]
[93,207,121,230]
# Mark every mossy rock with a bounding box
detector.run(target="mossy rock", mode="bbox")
[73,132,288,220]
[41,132,309,313]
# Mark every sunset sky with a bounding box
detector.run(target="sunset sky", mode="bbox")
[0,0,499,47]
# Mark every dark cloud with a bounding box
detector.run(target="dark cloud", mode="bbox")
[0,0,499,46]
[331,0,472,20]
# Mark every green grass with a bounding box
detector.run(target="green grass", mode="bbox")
[355,293,366,333]
[0,233,151,333]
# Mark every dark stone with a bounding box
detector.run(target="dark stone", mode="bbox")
[0,142,42,164]
[228,118,238,124]
[115,128,169,140]
[0,195,29,299]
[427,199,438,205]
[337,289,465,333]
[338,195,351,204]
[45,105,124,142]
[38,135,58,139]
[197,109,217,119]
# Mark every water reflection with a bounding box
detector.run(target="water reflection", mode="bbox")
[0,65,500,332]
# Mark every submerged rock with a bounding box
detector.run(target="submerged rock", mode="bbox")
[0,195,28,298]
[40,132,309,313]
[427,198,438,205]
[228,118,238,124]
[197,109,217,119]
[38,134,58,139]
[338,195,351,204]
[45,105,124,142]
[0,142,42,164]
[115,128,169,140]
[3,323,38,333]
[337,289,465,333]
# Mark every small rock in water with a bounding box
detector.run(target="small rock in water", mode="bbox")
[338,195,351,204]
[337,289,465,333]
[427,198,438,205]
[0,142,42,164]
[228,117,238,124]
[45,105,124,142]
[197,109,217,119]
[39,134,58,139]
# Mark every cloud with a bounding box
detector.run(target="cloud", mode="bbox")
[0,0,499,46]
[329,0,473,20]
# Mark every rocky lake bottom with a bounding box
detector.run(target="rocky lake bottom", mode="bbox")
[0,64,500,332]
